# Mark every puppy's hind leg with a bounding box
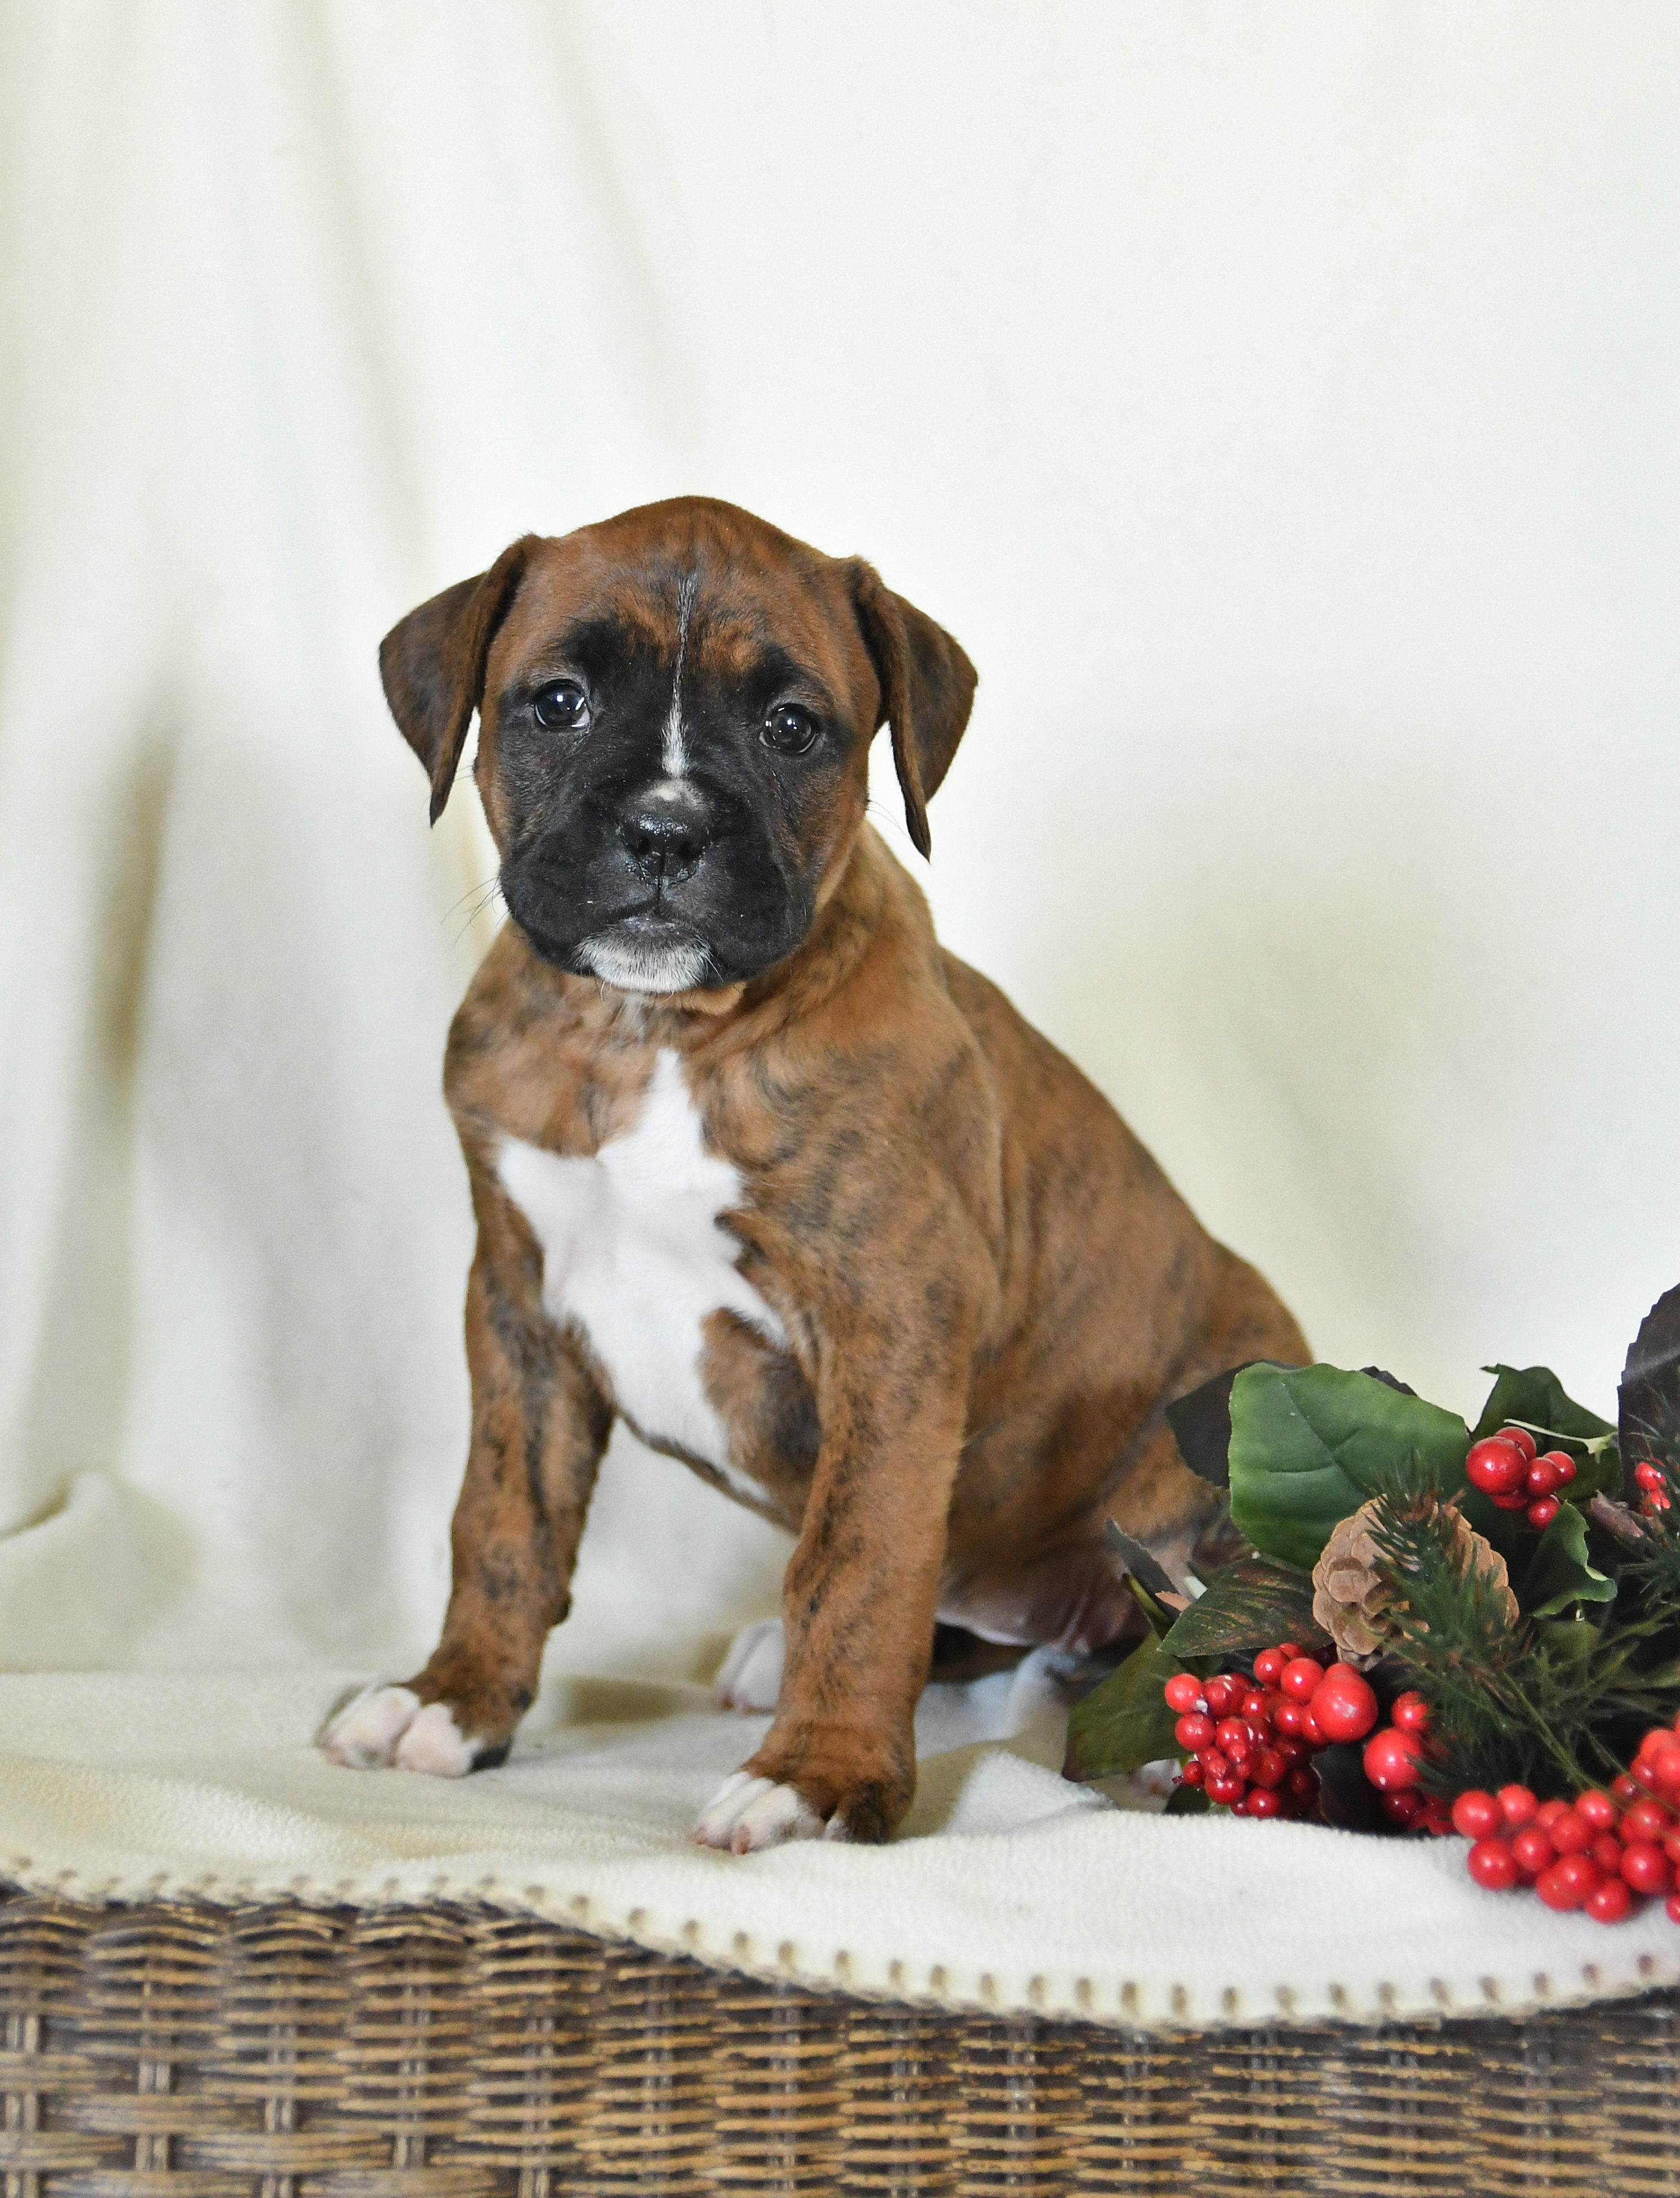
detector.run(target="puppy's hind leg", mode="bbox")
[712,1617,785,1713]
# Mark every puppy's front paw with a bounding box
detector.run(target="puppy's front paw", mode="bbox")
[319,1685,494,1777]
[712,1617,785,1713]
[691,1770,844,1853]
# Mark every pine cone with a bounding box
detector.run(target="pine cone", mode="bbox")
[1311,1496,1518,1667]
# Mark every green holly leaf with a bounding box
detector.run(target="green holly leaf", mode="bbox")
[1159,1557,1329,1661]
[1062,1632,1183,1782]
[1523,1502,1617,1620]
[1227,1364,1471,1571]
[1475,1365,1620,1500]
[1164,1780,1210,1816]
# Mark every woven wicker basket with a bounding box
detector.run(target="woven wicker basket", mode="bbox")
[2,1883,1677,2195]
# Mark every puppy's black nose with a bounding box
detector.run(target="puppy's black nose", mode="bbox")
[620,783,712,884]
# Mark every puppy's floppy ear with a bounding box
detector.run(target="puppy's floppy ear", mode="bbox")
[847,560,977,859]
[379,537,535,823]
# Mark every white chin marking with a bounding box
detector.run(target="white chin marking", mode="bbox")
[580,932,710,995]
[713,1616,785,1713]
[318,1685,480,1778]
[691,1770,839,1853]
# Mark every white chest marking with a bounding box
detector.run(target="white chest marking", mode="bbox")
[497,1051,782,1497]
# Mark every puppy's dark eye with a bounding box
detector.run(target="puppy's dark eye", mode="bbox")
[533,680,591,731]
[762,703,819,756]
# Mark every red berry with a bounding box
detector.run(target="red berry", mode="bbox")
[1651,1746,1680,1794]
[1362,1726,1424,1792]
[1663,1828,1680,1866]
[1668,1895,1680,1924]
[1287,1766,1317,1798]
[1164,1673,1204,1714]
[1552,1454,1577,1486]
[1499,1426,1538,1462]
[1180,1757,1206,1786]
[1527,1497,1561,1529]
[1391,1692,1431,1734]
[1383,1789,1424,1825]
[1634,1460,1668,1493]
[1612,1773,1642,1802]
[1252,1647,1287,1686]
[1492,1490,1531,1511]
[1451,1791,1503,1840]
[1216,1716,1250,1755]
[1272,1700,1305,1737]
[1575,1789,1618,1831]
[1548,1810,1592,1855]
[1245,1785,1282,1818]
[1586,1878,1635,1923]
[1250,1746,1286,1790]
[1204,1676,1240,1716]
[1535,1855,1600,1910]
[1535,1798,1570,1830]
[1467,1837,1520,1890]
[1646,1491,1673,1514]
[1466,1436,1528,1495]
[1592,1834,1627,1876]
[1240,1690,1268,1721]
[1623,1798,1673,1843]
[1621,1842,1673,1896]
[1526,1458,1565,1499]
[1312,1676,1379,1743]
[1176,1714,1214,1752]
[1280,1657,1324,1701]
[1275,1641,1302,1661]
[1497,1784,1538,1829]
[1299,1709,1326,1748]
[1511,1829,1556,1877]
[1207,1775,1245,1805]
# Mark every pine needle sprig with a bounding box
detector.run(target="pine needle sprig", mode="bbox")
[1610,1494,1680,1633]
[1363,1491,1680,1794]
[1364,1492,1637,1794]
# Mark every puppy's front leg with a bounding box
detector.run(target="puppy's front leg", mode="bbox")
[693,1336,968,1852]
[321,1236,610,1775]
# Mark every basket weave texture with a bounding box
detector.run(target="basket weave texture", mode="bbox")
[3,1885,1679,2196]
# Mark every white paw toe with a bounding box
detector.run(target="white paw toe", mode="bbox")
[393,1700,476,1777]
[712,1617,785,1713]
[320,1686,486,1777]
[319,1685,422,1770]
[691,1770,829,1853]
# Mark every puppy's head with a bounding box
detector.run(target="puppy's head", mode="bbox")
[379,498,976,995]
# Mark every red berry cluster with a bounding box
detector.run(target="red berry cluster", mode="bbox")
[1464,1423,1576,1529]
[1163,1645,1412,1821]
[1163,1649,1328,1817]
[1453,1717,1680,1924]
[1634,1459,1672,1519]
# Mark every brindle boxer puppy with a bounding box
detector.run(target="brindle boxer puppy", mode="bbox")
[320,497,1307,1851]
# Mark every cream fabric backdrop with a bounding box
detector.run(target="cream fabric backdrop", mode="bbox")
[1,0,1678,2025]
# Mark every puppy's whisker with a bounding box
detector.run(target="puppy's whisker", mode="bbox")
[449,880,505,947]
[441,873,502,923]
